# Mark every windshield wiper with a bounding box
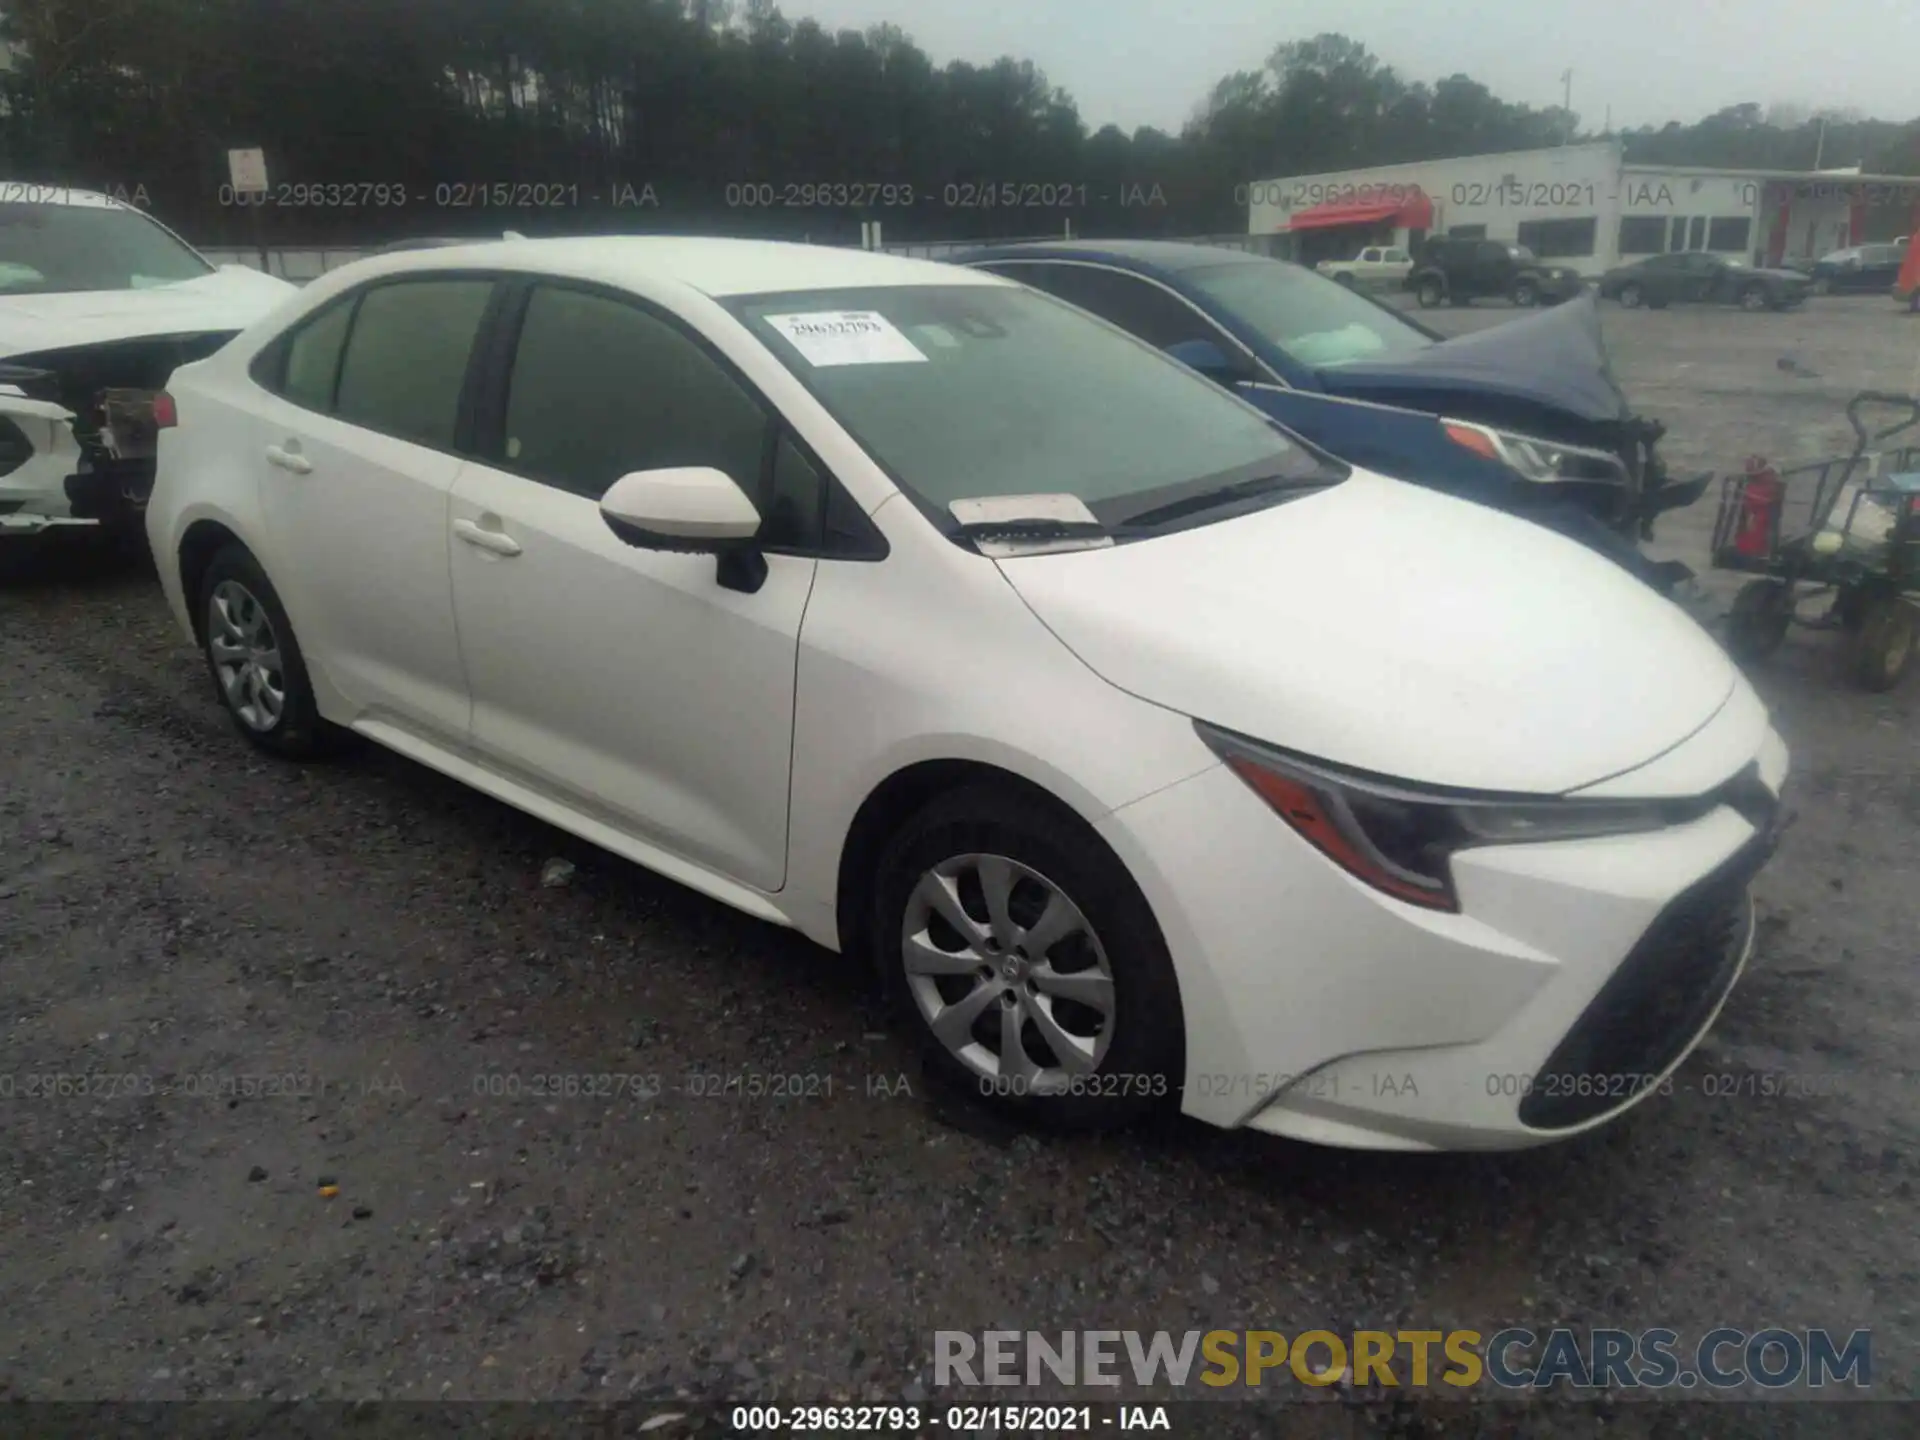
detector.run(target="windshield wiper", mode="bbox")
[948,493,1114,556]
[1113,472,1328,532]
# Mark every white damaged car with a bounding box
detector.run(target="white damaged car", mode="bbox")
[0,187,295,543]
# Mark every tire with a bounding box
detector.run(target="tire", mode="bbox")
[1725,579,1794,661]
[1512,279,1539,307]
[1334,272,1356,288]
[1618,282,1643,309]
[1416,276,1445,308]
[198,544,345,759]
[1851,597,1916,692]
[1739,284,1768,312]
[872,783,1184,1133]
[1812,277,1831,296]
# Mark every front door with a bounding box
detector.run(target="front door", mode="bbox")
[446,280,818,892]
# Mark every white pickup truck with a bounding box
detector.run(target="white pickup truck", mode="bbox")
[1314,245,1414,291]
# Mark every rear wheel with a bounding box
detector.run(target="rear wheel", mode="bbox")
[1725,579,1794,661]
[1416,276,1446,308]
[1739,284,1769,312]
[1852,597,1916,692]
[1618,282,1644,309]
[1812,277,1831,296]
[1334,272,1356,288]
[198,545,345,759]
[873,784,1184,1132]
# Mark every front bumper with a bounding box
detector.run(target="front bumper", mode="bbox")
[1096,721,1787,1151]
[0,396,92,532]
[0,393,159,533]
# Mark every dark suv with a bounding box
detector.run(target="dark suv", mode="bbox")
[1408,237,1584,308]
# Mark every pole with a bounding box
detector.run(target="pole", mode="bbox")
[1814,116,1828,170]
[1562,70,1572,144]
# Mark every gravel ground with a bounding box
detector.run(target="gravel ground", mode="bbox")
[2,295,1917,1436]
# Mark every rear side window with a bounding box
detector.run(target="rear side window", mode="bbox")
[334,279,494,450]
[280,299,353,412]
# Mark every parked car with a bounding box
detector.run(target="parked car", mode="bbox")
[1597,252,1810,311]
[1314,244,1413,292]
[0,188,296,544]
[1809,243,1907,296]
[147,236,1787,1151]
[960,240,1700,590]
[1404,237,1584,308]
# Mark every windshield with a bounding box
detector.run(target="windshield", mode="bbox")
[0,203,213,295]
[1181,259,1435,370]
[728,283,1335,525]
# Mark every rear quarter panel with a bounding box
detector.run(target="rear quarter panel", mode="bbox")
[149,355,269,646]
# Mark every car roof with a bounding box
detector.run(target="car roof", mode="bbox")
[960,239,1272,274]
[329,235,1011,299]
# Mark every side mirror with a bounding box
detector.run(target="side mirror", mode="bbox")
[600,466,768,592]
[1163,338,1242,385]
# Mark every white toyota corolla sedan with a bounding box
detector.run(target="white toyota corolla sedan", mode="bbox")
[145,237,1787,1151]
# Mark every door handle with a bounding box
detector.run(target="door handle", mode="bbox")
[265,443,312,475]
[453,518,522,557]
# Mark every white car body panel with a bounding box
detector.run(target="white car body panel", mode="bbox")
[0,189,295,531]
[0,265,299,358]
[147,235,1788,1151]
[995,471,1739,794]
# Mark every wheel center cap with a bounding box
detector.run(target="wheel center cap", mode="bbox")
[1000,955,1027,983]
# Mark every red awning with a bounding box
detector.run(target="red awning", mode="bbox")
[1282,192,1435,232]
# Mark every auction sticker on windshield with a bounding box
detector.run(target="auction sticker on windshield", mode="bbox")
[763,310,928,366]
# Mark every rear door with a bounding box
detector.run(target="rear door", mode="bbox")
[251,275,496,741]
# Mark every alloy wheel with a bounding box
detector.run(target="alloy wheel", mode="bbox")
[208,579,286,732]
[900,852,1116,1090]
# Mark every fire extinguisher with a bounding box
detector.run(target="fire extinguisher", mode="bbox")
[1733,456,1782,560]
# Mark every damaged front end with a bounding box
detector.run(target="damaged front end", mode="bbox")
[1317,291,1709,539]
[0,332,228,535]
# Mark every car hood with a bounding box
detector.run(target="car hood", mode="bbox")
[0,267,297,360]
[999,471,1740,794]
[1312,291,1629,423]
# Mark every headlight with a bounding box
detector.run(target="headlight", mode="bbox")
[1196,723,1686,911]
[1440,417,1629,488]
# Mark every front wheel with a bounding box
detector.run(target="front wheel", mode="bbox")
[1416,277,1445,308]
[1852,597,1916,692]
[1739,284,1769,312]
[1725,579,1794,661]
[199,544,345,759]
[1512,279,1539,306]
[1618,282,1643,309]
[1334,272,1356,288]
[873,785,1184,1132]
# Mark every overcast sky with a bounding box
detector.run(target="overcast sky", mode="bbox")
[794,0,1920,137]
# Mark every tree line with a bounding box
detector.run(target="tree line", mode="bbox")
[2,1,1917,248]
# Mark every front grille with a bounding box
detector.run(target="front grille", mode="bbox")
[1518,825,1775,1130]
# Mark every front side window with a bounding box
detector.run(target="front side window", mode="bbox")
[727,282,1336,530]
[1181,259,1434,369]
[501,284,768,504]
[334,279,494,449]
[0,202,211,294]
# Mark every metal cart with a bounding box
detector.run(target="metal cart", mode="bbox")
[1710,391,1920,690]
